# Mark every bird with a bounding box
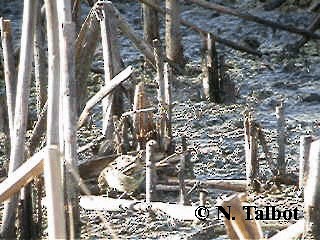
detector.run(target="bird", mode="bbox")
[98,152,145,195]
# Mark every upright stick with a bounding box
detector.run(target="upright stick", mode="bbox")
[164,62,173,151]
[244,116,259,191]
[146,140,158,203]
[33,3,47,117]
[142,0,160,49]
[43,0,67,238]
[276,101,286,176]
[99,2,122,139]
[0,19,17,142]
[75,4,100,113]
[1,1,39,238]
[44,145,67,239]
[178,154,187,205]
[153,39,166,150]
[203,33,220,102]
[299,135,313,189]
[138,0,262,56]
[57,0,79,237]
[165,0,184,65]
[304,139,320,238]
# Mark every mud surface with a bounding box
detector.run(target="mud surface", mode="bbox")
[0,0,319,239]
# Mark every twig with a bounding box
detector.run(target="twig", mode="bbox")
[186,0,320,39]
[138,0,262,56]
[77,66,133,128]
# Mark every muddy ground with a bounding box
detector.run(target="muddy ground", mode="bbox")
[1,0,320,239]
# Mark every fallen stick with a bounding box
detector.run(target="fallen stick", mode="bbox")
[77,66,133,128]
[0,150,44,203]
[77,135,105,154]
[292,14,320,50]
[138,0,262,56]
[121,107,156,117]
[186,0,320,39]
[80,196,198,221]
[106,2,155,67]
[269,219,304,240]
[155,184,191,192]
[263,0,286,11]
[162,179,247,192]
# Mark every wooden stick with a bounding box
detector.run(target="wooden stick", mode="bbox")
[244,116,259,191]
[204,33,220,102]
[44,0,67,238]
[77,66,133,128]
[121,107,156,117]
[24,29,46,232]
[75,3,100,113]
[27,101,48,154]
[185,0,320,39]
[303,139,320,238]
[291,14,320,50]
[257,126,275,175]
[33,3,47,117]
[138,0,262,56]
[263,0,287,11]
[219,194,263,240]
[0,96,9,139]
[113,116,122,154]
[43,145,67,239]
[153,39,166,149]
[1,1,38,237]
[155,184,191,192]
[146,140,158,203]
[57,159,119,239]
[163,179,247,192]
[178,154,187,204]
[276,101,286,176]
[109,3,155,67]
[120,116,130,154]
[299,135,313,189]
[0,150,44,203]
[165,0,184,65]
[199,188,208,206]
[142,0,160,48]
[80,196,199,221]
[98,1,123,139]
[0,18,17,142]
[57,0,79,236]
[269,219,304,240]
[164,62,173,151]
[45,0,60,145]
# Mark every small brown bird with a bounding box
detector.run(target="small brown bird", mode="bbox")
[98,153,145,194]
